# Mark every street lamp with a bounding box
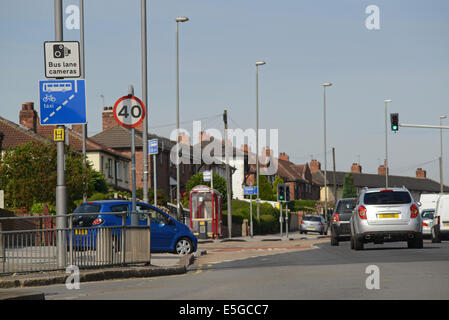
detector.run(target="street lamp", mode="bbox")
[384,99,392,188]
[255,61,266,221]
[440,115,447,193]
[176,16,189,220]
[323,82,332,222]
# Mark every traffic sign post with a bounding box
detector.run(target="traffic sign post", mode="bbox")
[44,41,80,78]
[114,88,146,226]
[39,79,86,125]
[243,186,258,237]
[148,139,158,206]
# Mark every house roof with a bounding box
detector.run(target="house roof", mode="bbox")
[312,170,449,193]
[0,116,50,149]
[37,125,130,161]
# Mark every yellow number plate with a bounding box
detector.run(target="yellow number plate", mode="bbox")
[444,223,449,227]
[75,229,87,235]
[307,227,315,230]
[379,214,399,219]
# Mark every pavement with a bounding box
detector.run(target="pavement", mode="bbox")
[0,231,329,300]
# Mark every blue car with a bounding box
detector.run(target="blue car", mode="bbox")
[70,200,197,255]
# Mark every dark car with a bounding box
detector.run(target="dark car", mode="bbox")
[330,198,357,246]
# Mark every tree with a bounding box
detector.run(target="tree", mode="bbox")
[342,173,358,198]
[254,174,275,201]
[272,176,284,197]
[0,141,94,212]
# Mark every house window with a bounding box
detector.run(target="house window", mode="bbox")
[108,158,113,178]
[100,155,104,173]
[116,161,121,180]
[124,162,129,183]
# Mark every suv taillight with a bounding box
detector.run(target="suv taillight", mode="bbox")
[410,204,419,219]
[92,218,104,226]
[358,206,367,220]
[332,213,340,223]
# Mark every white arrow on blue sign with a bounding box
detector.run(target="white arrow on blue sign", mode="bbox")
[39,79,86,125]
[148,139,158,155]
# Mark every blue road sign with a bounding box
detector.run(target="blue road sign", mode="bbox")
[244,186,258,196]
[148,139,158,155]
[39,79,86,125]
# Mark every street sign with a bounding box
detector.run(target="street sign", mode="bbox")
[113,96,146,128]
[244,186,258,196]
[53,128,65,142]
[148,139,158,155]
[44,41,80,78]
[39,79,86,125]
[203,170,212,182]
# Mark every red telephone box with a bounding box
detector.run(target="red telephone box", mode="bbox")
[189,185,222,239]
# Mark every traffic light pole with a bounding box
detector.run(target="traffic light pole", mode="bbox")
[279,202,283,237]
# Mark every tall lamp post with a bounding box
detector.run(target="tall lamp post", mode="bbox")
[255,61,266,220]
[322,82,332,222]
[384,99,392,188]
[175,16,189,220]
[440,115,447,193]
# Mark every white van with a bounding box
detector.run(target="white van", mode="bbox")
[431,194,449,242]
[419,194,439,236]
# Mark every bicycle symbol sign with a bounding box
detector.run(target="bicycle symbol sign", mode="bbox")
[113,95,146,128]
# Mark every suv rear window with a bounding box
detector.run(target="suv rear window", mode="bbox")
[364,191,411,205]
[73,203,101,227]
[336,200,356,213]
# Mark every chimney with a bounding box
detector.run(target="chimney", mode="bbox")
[240,144,251,153]
[310,159,321,173]
[199,131,211,142]
[178,132,190,145]
[262,147,272,157]
[351,163,362,174]
[416,168,427,179]
[279,152,289,162]
[102,106,117,131]
[19,102,38,133]
[378,164,386,176]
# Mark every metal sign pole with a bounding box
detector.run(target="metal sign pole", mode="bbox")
[54,0,67,268]
[279,202,283,237]
[153,154,157,206]
[250,193,253,237]
[285,202,288,239]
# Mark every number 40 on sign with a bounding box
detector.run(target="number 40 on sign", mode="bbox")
[113,95,146,128]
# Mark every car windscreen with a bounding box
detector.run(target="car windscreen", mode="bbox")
[337,200,356,213]
[303,216,322,222]
[364,191,411,205]
[72,203,101,227]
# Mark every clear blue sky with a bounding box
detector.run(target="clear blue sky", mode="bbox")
[1,0,449,184]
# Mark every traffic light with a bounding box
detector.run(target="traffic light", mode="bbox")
[285,184,291,202]
[277,183,291,202]
[390,113,399,132]
[277,183,285,202]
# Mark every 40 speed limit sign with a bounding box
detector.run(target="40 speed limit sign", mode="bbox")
[113,95,146,128]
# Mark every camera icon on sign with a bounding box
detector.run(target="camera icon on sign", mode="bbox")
[53,44,71,59]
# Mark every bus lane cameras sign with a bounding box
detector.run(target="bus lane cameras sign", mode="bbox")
[44,41,80,78]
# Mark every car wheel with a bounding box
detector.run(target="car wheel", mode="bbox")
[331,234,339,246]
[175,238,193,255]
[431,228,441,243]
[353,235,364,251]
[350,235,355,249]
[407,238,423,249]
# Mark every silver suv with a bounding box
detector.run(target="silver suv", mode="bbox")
[350,187,423,250]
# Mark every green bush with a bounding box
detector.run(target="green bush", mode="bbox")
[30,203,56,215]
[289,200,317,212]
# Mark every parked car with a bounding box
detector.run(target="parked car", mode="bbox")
[350,187,423,250]
[431,194,449,243]
[70,200,197,255]
[330,198,357,246]
[421,209,434,238]
[300,215,326,235]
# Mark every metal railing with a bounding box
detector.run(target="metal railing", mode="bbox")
[0,212,151,275]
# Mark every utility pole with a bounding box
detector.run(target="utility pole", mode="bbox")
[141,0,149,205]
[80,0,87,203]
[224,110,232,238]
[332,147,337,203]
[54,0,67,268]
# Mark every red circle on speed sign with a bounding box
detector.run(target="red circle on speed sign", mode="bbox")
[113,95,146,128]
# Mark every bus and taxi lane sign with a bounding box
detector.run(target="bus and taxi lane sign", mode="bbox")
[39,79,86,125]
